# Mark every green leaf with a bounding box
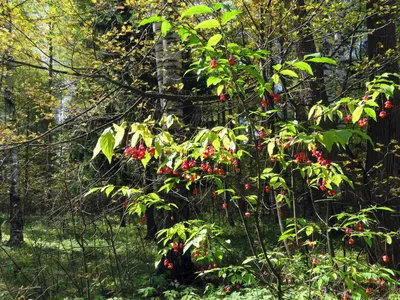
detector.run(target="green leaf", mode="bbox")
[100,129,115,164]
[242,66,264,84]
[84,187,101,197]
[322,131,336,152]
[352,106,364,123]
[139,16,165,26]
[195,19,220,29]
[292,61,313,75]
[272,73,280,84]
[272,64,282,71]
[345,277,354,291]
[207,34,222,47]
[181,5,213,18]
[92,139,101,160]
[306,57,336,65]
[105,185,115,197]
[161,21,172,35]
[386,235,392,244]
[207,76,222,87]
[335,130,352,147]
[235,135,248,141]
[141,151,151,168]
[267,142,275,156]
[130,131,140,148]
[217,84,224,96]
[113,123,125,149]
[306,226,314,236]
[364,107,376,121]
[221,10,241,25]
[280,69,298,78]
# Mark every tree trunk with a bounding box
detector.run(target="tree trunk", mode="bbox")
[152,1,194,282]
[5,54,23,246]
[294,0,328,114]
[366,0,399,270]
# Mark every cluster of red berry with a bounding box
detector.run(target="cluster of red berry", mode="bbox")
[343,115,352,124]
[276,138,293,149]
[124,145,155,160]
[316,178,327,191]
[270,91,280,102]
[171,241,184,253]
[311,147,331,168]
[358,117,367,127]
[202,145,215,159]
[294,152,307,163]
[181,159,196,171]
[193,243,207,259]
[163,258,174,270]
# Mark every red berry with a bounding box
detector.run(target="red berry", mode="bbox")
[244,183,250,190]
[245,211,251,217]
[366,288,371,295]
[328,190,336,196]
[210,59,217,69]
[164,258,169,266]
[345,227,351,235]
[356,222,363,231]
[379,110,386,118]
[228,56,235,66]
[213,263,217,268]
[384,100,392,109]
[258,130,265,139]
[222,203,227,209]
[167,262,173,269]
[265,185,270,193]
[226,84,231,90]
[261,98,267,107]
[363,95,369,100]
[382,255,389,263]
[235,167,240,173]
[309,241,315,248]
[343,293,349,300]
[348,238,354,245]
[312,258,317,265]
[358,118,367,127]
[226,285,231,292]
[273,93,280,102]
[220,93,226,101]
[344,115,352,124]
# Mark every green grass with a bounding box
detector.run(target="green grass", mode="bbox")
[0,214,158,299]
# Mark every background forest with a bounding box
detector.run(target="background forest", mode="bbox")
[0,0,399,299]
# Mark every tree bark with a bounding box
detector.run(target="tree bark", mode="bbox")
[366,0,400,270]
[5,54,23,246]
[152,1,194,282]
